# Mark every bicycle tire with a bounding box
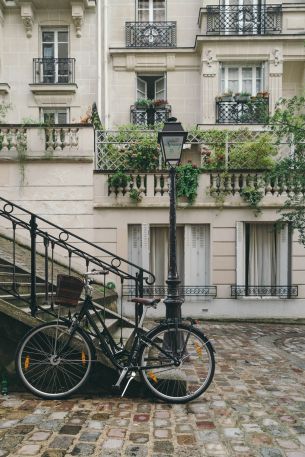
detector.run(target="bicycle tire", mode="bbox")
[138,323,215,403]
[16,321,93,399]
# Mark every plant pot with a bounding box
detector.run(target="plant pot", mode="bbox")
[235,96,251,102]
[220,96,233,102]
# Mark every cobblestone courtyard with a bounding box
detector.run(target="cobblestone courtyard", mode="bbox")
[1,322,305,457]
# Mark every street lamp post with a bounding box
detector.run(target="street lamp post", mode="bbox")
[158,118,188,320]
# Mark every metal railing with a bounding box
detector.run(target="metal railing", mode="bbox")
[33,58,76,84]
[0,196,155,316]
[216,98,269,124]
[126,21,177,47]
[231,285,298,298]
[130,105,171,126]
[123,285,217,299]
[206,5,282,35]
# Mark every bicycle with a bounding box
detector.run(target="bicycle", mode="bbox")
[16,270,215,404]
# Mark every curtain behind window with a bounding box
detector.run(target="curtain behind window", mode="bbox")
[248,224,277,286]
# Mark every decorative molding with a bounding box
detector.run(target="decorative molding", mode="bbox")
[202,73,216,78]
[126,55,135,71]
[20,2,35,38]
[272,48,281,66]
[206,49,213,67]
[269,73,282,78]
[71,2,84,38]
[166,54,175,71]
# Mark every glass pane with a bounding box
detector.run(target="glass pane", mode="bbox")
[154,10,165,21]
[43,44,54,58]
[42,31,54,43]
[58,43,68,58]
[138,0,149,7]
[242,68,252,79]
[58,112,67,124]
[228,68,238,80]
[153,0,165,7]
[58,31,68,43]
[137,77,147,98]
[242,80,252,93]
[138,10,149,21]
[44,112,55,124]
[155,77,165,99]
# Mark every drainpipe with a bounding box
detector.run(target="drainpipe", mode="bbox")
[97,0,102,117]
[103,0,109,128]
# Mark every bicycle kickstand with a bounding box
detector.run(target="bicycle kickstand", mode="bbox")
[112,368,136,397]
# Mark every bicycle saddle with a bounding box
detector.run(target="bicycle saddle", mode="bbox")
[131,297,161,307]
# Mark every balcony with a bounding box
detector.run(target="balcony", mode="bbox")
[32,58,75,84]
[231,285,298,298]
[126,22,177,48]
[216,97,269,124]
[0,125,92,158]
[130,105,171,126]
[206,5,282,35]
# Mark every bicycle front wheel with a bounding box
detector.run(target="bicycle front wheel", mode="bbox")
[139,323,215,403]
[16,322,93,399]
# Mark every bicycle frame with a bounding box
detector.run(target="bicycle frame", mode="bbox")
[59,297,182,375]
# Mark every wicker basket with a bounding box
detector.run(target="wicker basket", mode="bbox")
[55,274,84,307]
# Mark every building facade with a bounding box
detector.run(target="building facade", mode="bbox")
[1,0,305,319]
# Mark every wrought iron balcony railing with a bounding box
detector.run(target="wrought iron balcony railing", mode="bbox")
[130,105,171,126]
[126,22,177,48]
[216,97,269,124]
[123,285,217,299]
[231,285,298,298]
[207,5,282,35]
[33,58,76,84]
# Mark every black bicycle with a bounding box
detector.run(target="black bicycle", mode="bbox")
[16,270,215,403]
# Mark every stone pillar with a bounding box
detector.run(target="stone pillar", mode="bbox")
[269,48,283,114]
[201,49,218,124]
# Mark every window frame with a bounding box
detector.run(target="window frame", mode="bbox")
[220,63,264,95]
[136,0,166,22]
[41,108,69,125]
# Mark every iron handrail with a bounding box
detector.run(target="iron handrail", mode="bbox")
[0,196,155,315]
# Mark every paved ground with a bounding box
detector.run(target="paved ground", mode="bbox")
[1,321,305,457]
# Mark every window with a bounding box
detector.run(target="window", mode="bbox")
[128,224,210,298]
[137,0,166,22]
[42,108,68,124]
[221,64,263,95]
[222,0,260,35]
[41,29,69,83]
[136,74,166,100]
[236,222,290,294]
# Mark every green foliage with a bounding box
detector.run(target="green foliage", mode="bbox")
[229,133,276,170]
[176,163,201,204]
[126,136,159,171]
[129,188,142,203]
[135,98,153,108]
[267,95,305,245]
[0,102,11,122]
[108,171,131,189]
[240,186,263,214]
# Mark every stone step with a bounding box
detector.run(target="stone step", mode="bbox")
[0,282,46,295]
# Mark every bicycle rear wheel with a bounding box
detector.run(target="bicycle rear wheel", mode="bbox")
[139,323,215,403]
[16,322,93,399]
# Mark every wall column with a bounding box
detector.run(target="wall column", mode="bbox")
[269,48,283,114]
[201,49,218,124]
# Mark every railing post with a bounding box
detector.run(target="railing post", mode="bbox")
[30,214,37,316]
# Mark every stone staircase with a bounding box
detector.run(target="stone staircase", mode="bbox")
[0,237,138,391]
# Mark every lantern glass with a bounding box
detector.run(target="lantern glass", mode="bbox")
[161,135,184,164]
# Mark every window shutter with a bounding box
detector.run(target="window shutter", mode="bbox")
[155,76,166,100]
[185,225,210,287]
[142,223,150,271]
[236,222,245,285]
[277,224,288,286]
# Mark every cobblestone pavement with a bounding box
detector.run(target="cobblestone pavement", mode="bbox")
[1,322,305,457]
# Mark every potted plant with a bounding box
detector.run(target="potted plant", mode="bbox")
[134,98,152,109]
[256,91,269,99]
[153,99,168,108]
[234,91,251,102]
[219,90,234,102]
